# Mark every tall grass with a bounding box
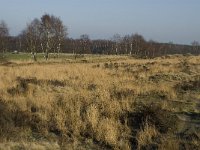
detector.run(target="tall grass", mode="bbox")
[0,54,200,149]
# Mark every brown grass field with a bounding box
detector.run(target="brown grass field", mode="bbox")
[0,54,200,150]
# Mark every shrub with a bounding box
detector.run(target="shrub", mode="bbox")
[127,103,178,133]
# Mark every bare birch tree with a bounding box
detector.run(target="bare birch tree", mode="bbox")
[23,19,41,61]
[0,21,9,55]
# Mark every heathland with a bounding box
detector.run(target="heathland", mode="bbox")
[0,54,200,150]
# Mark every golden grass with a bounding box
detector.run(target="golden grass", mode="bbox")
[0,54,200,149]
[136,121,159,150]
[0,142,60,150]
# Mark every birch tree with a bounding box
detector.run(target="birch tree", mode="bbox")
[40,14,67,60]
[52,16,67,58]
[0,21,9,54]
[23,19,41,61]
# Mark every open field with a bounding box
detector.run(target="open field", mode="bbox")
[0,54,200,149]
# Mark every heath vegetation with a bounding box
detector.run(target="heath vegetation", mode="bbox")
[0,54,200,150]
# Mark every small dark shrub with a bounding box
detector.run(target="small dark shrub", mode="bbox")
[31,106,37,113]
[81,59,88,63]
[0,100,13,128]
[111,88,134,99]
[176,79,200,92]
[87,83,97,91]
[114,62,119,69]
[7,78,29,95]
[104,62,109,68]
[46,80,65,87]
[92,64,100,68]
[104,62,114,69]
[127,103,177,133]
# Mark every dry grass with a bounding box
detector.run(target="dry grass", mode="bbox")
[136,121,159,150]
[0,142,60,150]
[0,54,200,149]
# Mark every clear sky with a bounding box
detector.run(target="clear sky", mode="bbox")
[0,0,199,44]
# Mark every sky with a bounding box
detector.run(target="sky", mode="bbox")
[0,0,199,44]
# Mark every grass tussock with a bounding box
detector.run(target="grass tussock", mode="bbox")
[0,54,200,149]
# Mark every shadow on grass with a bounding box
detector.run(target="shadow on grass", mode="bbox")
[7,77,66,96]
[0,98,47,137]
[124,103,178,150]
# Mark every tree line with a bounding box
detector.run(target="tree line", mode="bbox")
[0,13,200,60]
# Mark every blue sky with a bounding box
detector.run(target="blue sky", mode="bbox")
[0,0,199,44]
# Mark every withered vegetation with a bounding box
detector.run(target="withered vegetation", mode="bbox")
[0,55,200,149]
